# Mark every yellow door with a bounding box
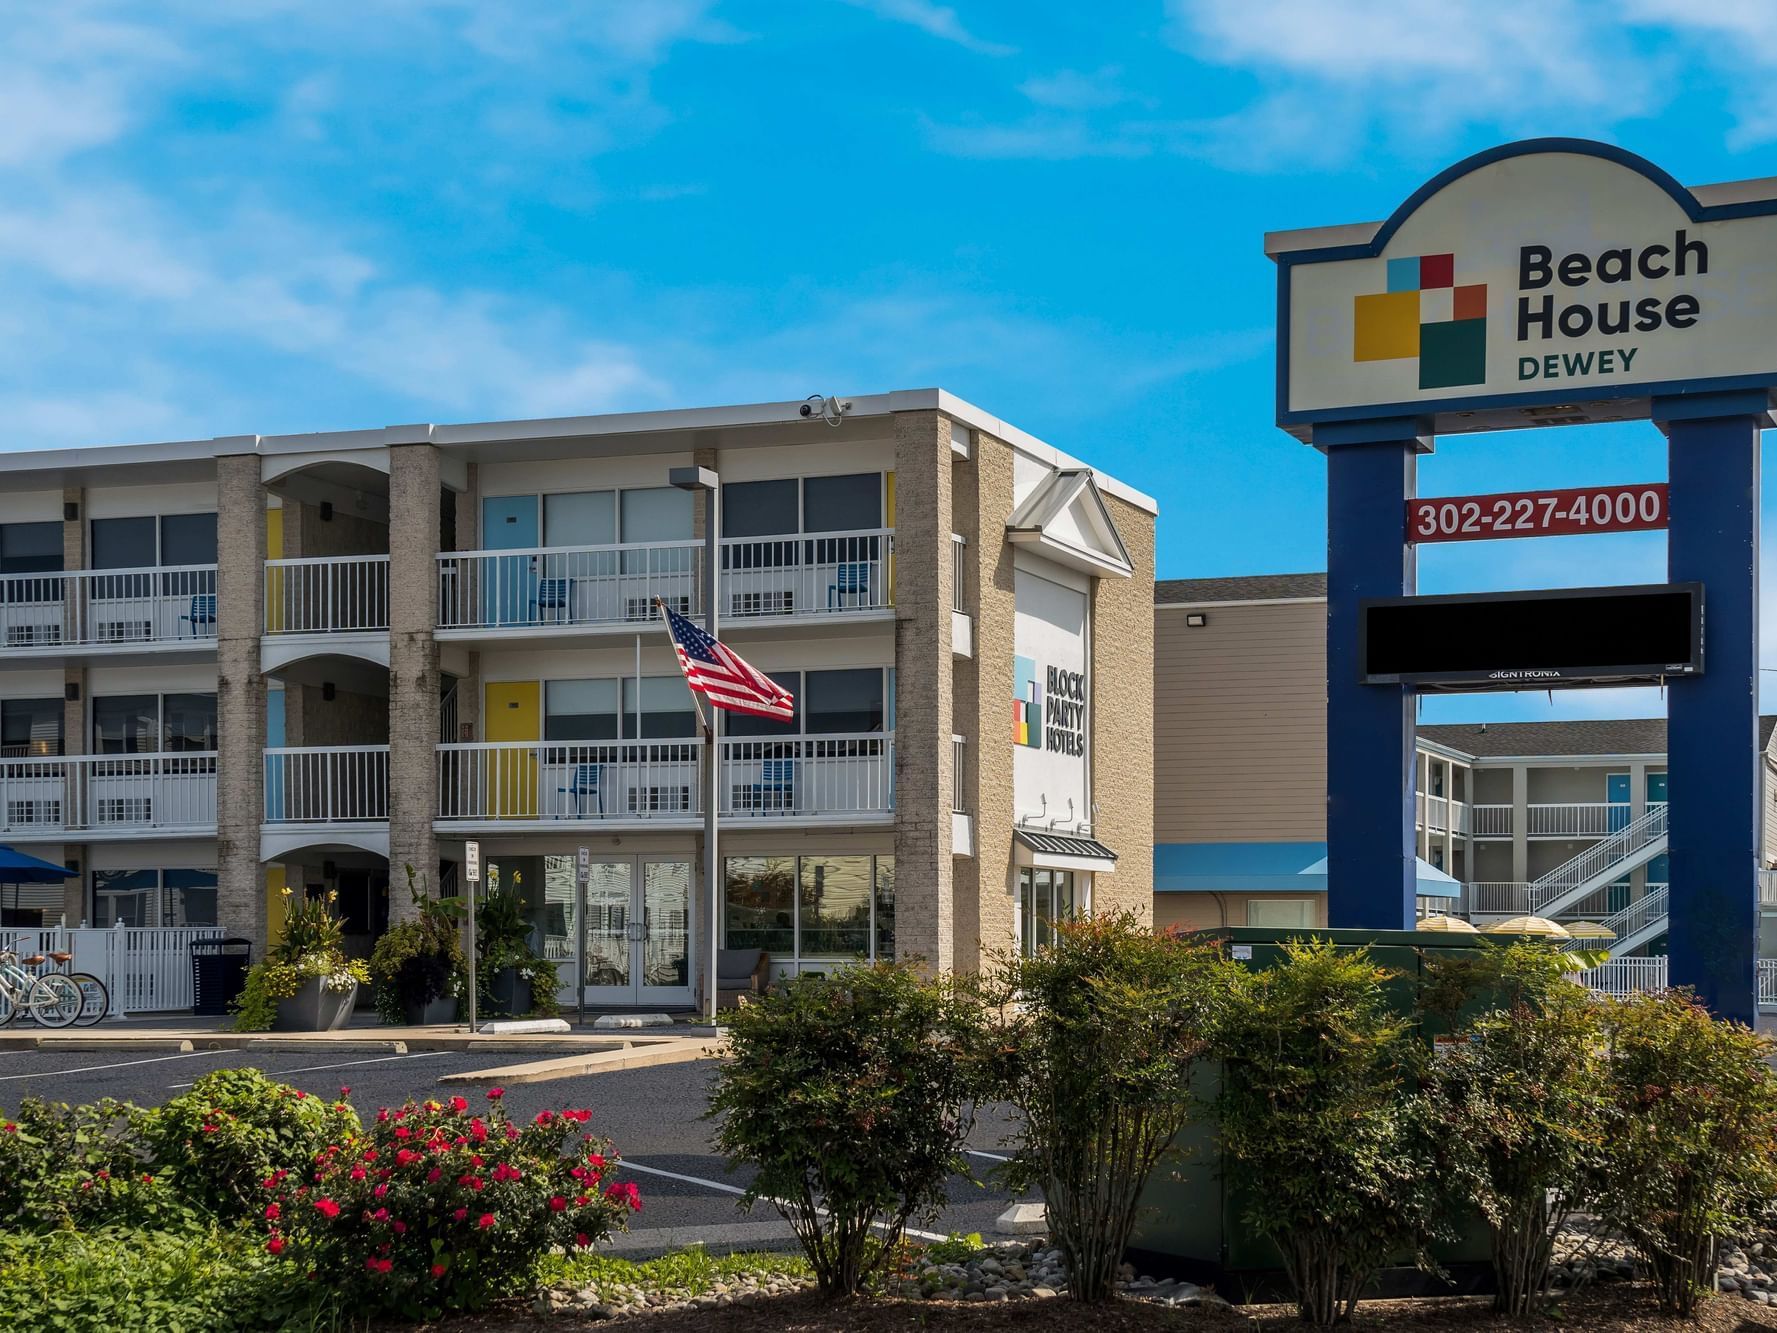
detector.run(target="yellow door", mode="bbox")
[884,471,896,606]
[485,681,540,818]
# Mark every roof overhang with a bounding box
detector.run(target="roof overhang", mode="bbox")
[1015,830,1118,872]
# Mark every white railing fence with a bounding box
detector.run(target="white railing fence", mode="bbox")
[1416,794,1468,835]
[1464,881,1530,915]
[264,746,390,823]
[721,529,894,619]
[0,752,218,835]
[721,733,895,818]
[1578,955,1669,997]
[1470,804,1513,836]
[437,739,704,822]
[265,555,390,634]
[1529,803,1668,911]
[0,564,219,649]
[5,926,225,1016]
[437,541,703,631]
[1761,959,1777,1009]
[951,533,967,614]
[1593,885,1669,946]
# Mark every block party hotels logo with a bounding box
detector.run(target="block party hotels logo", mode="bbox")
[1352,252,1488,389]
[1013,654,1087,756]
[1013,655,1042,748]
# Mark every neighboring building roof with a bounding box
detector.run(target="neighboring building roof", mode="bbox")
[1418,719,1672,758]
[1154,572,1328,605]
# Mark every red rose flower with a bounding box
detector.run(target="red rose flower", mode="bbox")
[314,1198,341,1219]
[478,1213,496,1230]
[265,1203,280,1221]
[431,1263,448,1279]
[549,1195,566,1212]
[453,1207,468,1221]
[450,1095,468,1113]
[486,1087,505,1100]
[266,1236,285,1255]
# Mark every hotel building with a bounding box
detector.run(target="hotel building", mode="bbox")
[0,392,1153,1010]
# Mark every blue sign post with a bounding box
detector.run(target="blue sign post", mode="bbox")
[1272,140,1772,1023]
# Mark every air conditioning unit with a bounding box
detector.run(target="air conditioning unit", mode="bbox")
[730,590,794,617]
[628,786,691,814]
[6,800,62,826]
[97,620,152,642]
[97,798,152,823]
[625,595,690,621]
[5,625,63,646]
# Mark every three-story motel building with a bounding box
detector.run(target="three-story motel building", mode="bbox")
[0,391,1154,1009]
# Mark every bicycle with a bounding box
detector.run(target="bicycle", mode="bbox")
[0,938,109,1027]
[0,945,87,1028]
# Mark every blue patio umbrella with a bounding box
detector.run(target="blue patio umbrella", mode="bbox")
[0,845,75,924]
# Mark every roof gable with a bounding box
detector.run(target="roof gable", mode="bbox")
[1006,469,1133,579]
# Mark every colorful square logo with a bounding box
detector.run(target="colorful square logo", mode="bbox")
[1354,252,1486,389]
[1013,655,1041,748]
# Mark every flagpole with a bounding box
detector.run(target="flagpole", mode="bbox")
[701,486,721,1028]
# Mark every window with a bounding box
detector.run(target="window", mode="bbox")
[802,474,881,533]
[544,679,620,741]
[93,868,218,927]
[725,671,802,737]
[1247,899,1315,929]
[723,854,895,960]
[623,676,698,739]
[805,668,884,734]
[1,699,63,756]
[91,516,156,569]
[162,693,218,751]
[543,491,616,548]
[0,521,60,575]
[93,693,217,753]
[1019,868,1079,955]
[160,514,218,567]
[620,487,694,542]
[722,479,798,539]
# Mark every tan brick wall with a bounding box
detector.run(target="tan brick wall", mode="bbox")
[387,444,440,916]
[215,452,268,952]
[891,410,955,971]
[1091,492,1155,924]
[282,499,386,559]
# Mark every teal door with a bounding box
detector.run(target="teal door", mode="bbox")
[1646,772,1668,804]
[483,496,539,625]
[1606,773,1631,832]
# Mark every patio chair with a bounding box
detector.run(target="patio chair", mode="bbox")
[531,576,570,624]
[558,762,602,816]
[738,758,794,813]
[716,948,770,1009]
[180,593,217,638]
[827,561,871,609]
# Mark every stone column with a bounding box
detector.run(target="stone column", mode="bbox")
[1091,489,1157,924]
[215,446,267,954]
[61,488,86,924]
[387,438,440,919]
[890,411,954,972]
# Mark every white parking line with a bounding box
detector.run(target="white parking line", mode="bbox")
[0,1050,231,1082]
[169,1051,446,1088]
[966,1149,1011,1162]
[613,1159,948,1241]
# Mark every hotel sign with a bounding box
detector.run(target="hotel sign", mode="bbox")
[1275,141,1777,436]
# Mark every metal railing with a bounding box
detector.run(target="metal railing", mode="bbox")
[720,528,895,618]
[263,746,389,823]
[1529,803,1668,912]
[1761,869,1777,906]
[265,555,389,634]
[5,926,225,1015]
[436,540,702,631]
[951,735,967,816]
[435,732,895,823]
[1761,959,1777,1010]
[1591,885,1669,948]
[1416,794,1468,835]
[1470,804,1512,837]
[0,564,219,650]
[1464,881,1530,915]
[1578,956,1668,997]
[951,533,967,614]
[0,752,217,834]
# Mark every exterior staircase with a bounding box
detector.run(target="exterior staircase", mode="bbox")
[1528,804,1667,920]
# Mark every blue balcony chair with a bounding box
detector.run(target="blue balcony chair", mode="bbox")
[180,593,217,638]
[531,577,570,624]
[740,758,795,813]
[827,562,871,609]
[558,762,602,816]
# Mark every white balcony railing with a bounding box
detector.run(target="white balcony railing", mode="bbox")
[722,529,894,619]
[436,540,702,632]
[1416,794,1468,835]
[265,555,389,634]
[264,746,389,823]
[1578,956,1669,997]
[1471,804,1512,837]
[0,565,218,651]
[0,752,217,835]
[435,733,895,823]
[1761,959,1777,1010]
[1465,881,1531,915]
[1761,869,1777,906]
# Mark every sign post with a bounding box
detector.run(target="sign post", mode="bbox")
[575,846,590,1028]
[464,840,481,1034]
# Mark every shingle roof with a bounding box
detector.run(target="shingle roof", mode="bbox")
[1155,573,1328,605]
[1422,716,1777,759]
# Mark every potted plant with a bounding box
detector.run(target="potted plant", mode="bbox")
[476,879,560,1018]
[231,888,369,1032]
[370,866,468,1025]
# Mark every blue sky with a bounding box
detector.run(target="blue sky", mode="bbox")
[6,1,1777,721]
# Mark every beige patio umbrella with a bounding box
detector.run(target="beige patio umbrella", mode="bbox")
[1561,919,1616,942]
[1415,915,1479,933]
[1483,915,1572,939]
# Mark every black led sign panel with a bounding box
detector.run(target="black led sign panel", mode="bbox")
[1360,583,1703,690]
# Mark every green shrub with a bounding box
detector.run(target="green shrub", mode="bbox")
[988,913,1234,1303]
[476,883,559,1017]
[266,1090,638,1318]
[707,962,988,1297]
[232,890,369,1032]
[139,1069,360,1222]
[1216,939,1446,1327]
[1420,941,1610,1315]
[370,866,467,1025]
[1596,991,1777,1316]
[0,1097,182,1233]
[0,1225,303,1332]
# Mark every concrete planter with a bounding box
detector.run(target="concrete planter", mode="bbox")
[487,968,533,1018]
[401,994,460,1026]
[273,977,358,1032]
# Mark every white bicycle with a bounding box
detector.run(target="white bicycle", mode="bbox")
[0,945,86,1028]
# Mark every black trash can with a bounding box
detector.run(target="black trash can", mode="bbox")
[191,937,252,1016]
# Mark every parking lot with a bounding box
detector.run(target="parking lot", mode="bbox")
[0,1048,1026,1250]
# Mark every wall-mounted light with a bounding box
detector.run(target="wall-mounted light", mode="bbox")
[64,682,80,701]
[322,681,337,702]
[319,500,334,522]
[1185,612,1208,628]
[63,501,79,522]
[322,860,337,880]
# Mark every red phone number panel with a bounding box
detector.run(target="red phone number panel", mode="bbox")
[1407,484,1669,543]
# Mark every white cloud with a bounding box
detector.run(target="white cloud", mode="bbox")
[1019,67,1135,111]
[840,0,1015,56]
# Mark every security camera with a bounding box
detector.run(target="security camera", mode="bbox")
[802,394,851,427]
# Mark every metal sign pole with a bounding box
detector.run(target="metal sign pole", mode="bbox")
[464,840,481,1034]
[576,846,590,1028]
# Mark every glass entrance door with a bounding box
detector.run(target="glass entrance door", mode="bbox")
[578,856,695,1007]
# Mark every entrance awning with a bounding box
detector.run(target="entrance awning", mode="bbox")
[1015,830,1119,872]
[1155,841,1460,899]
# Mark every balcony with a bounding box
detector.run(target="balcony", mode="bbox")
[263,556,390,670]
[0,752,217,839]
[261,745,390,861]
[434,733,894,828]
[434,529,894,638]
[1415,794,1468,835]
[0,566,218,662]
[1460,802,1669,840]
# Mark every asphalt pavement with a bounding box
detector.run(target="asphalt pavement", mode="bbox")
[0,1047,1027,1251]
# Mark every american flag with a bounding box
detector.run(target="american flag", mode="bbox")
[658,600,795,721]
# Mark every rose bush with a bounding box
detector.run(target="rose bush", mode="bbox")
[0,1097,183,1233]
[264,1089,639,1317]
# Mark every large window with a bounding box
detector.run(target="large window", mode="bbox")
[624,676,698,739]
[1,698,63,756]
[92,514,217,569]
[1019,868,1081,956]
[93,693,217,754]
[544,679,620,741]
[93,867,218,927]
[543,491,616,547]
[0,521,60,575]
[724,853,895,960]
[1247,898,1315,929]
[805,668,884,733]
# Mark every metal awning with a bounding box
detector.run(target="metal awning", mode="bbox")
[1015,830,1119,872]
